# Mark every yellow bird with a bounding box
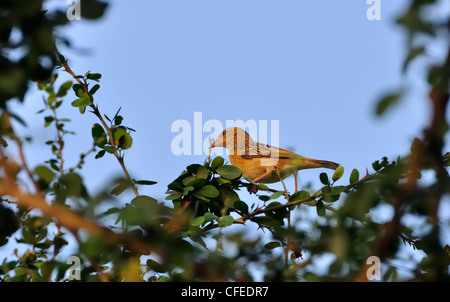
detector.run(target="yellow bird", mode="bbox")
[210,127,339,192]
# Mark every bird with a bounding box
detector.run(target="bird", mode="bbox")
[210,127,340,192]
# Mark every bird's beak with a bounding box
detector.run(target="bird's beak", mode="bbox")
[210,136,223,148]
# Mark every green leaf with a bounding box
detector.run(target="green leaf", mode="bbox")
[215,177,231,184]
[184,178,207,188]
[146,259,164,273]
[203,212,218,224]
[218,215,234,227]
[372,160,382,172]
[259,195,270,202]
[251,216,284,227]
[196,166,209,179]
[72,84,84,97]
[219,187,240,208]
[103,207,121,216]
[375,91,403,116]
[86,73,102,81]
[289,190,310,202]
[350,169,360,184]
[103,145,118,154]
[44,116,54,127]
[95,149,106,159]
[191,216,205,227]
[110,179,132,196]
[216,165,242,180]
[257,183,270,191]
[264,241,281,250]
[269,191,284,200]
[165,193,182,200]
[38,82,48,91]
[321,186,341,202]
[330,186,345,195]
[134,180,157,185]
[182,176,196,186]
[113,126,126,141]
[211,156,225,170]
[198,185,219,198]
[80,0,108,20]
[118,133,133,149]
[114,115,123,125]
[316,200,326,217]
[320,173,329,185]
[322,194,340,203]
[47,94,56,107]
[56,81,72,97]
[34,166,54,184]
[89,84,100,95]
[193,193,210,202]
[332,166,344,182]
[233,200,248,214]
[127,195,159,225]
[71,97,91,107]
[265,202,287,220]
[91,123,107,147]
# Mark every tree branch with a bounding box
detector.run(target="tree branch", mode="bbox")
[0,161,156,256]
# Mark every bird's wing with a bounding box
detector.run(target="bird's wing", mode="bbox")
[240,143,296,160]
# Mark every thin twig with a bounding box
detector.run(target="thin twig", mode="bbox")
[55,47,139,197]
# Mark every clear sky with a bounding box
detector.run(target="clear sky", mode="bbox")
[4,0,450,278]
[16,0,444,199]
[19,0,428,194]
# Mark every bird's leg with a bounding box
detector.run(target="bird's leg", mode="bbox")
[248,168,274,194]
[252,169,273,183]
[294,171,298,192]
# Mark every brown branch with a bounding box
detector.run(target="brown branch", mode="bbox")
[2,112,41,194]
[0,169,156,257]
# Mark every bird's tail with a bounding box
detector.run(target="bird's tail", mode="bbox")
[294,157,340,170]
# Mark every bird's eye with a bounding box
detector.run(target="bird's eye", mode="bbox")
[222,130,226,135]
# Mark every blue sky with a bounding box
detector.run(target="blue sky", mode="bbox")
[18,0,441,199]
[3,0,449,278]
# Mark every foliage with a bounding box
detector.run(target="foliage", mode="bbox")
[0,0,449,282]
[0,0,107,107]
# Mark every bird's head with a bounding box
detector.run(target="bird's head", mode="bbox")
[210,127,252,150]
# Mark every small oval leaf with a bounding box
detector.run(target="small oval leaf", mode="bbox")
[332,166,344,182]
[350,169,360,184]
[198,185,219,198]
[319,173,329,185]
[218,215,234,227]
[264,241,282,250]
[211,156,225,170]
[216,165,242,180]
